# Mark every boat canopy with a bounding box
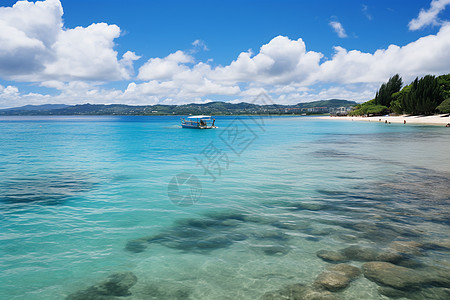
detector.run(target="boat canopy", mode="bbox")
[187,115,211,119]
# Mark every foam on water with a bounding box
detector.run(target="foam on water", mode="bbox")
[0,116,449,299]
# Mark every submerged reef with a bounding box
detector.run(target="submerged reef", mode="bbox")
[0,172,94,205]
[66,272,137,300]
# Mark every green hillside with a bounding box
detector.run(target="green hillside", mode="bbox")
[0,99,357,116]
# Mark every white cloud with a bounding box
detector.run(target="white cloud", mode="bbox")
[192,39,209,51]
[1,0,450,109]
[0,0,137,82]
[44,23,125,81]
[0,0,62,76]
[138,50,194,80]
[329,21,348,38]
[317,23,450,84]
[0,85,19,97]
[132,25,450,104]
[211,36,323,85]
[409,0,450,30]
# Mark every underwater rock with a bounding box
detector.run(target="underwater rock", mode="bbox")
[327,264,361,279]
[66,272,137,300]
[377,278,450,299]
[317,246,403,264]
[141,283,193,300]
[377,286,407,298]
[314,264,360,292]
[347,222,400,243]
[125,240,147,253]
[423,239,450,251]
[1,173,94,205]
[341,245,403,263]
[314,272,350,292]
[362,262,426,290]
[423,265,450,287]
[316,250,348,263]
[262,245,291,256]
[261,283,339,300]
[409,287,450,300]
[389,240,424,256]
[129,218,241,253]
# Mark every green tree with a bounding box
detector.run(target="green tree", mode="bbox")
[436,98,450,113]
[405,75,443,115]
[348,99,388,116]
[374,74,403,106]
[438,74,450,100]
[389,85,412,114]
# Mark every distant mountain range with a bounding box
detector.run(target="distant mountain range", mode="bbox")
[1,104,70,111]
[0,99,356,116]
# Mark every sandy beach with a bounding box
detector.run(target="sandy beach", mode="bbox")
[318,114,450,126]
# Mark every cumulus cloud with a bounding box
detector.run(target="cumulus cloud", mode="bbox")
[0,0,136,82]
[7,23,450,108]
[1,0,450,108]
[409,0,450,30]
[138,50,194,80]
[211,36,323,85]
[318,23,450,84]
[132,25,450,104]
[329,21,348,38]
[120,51,142,77]
[0,0,62,76]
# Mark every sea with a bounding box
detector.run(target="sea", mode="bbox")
[0,115,449,300]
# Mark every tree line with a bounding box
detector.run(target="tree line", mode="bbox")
[350,73,450,116]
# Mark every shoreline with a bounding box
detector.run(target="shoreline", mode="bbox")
[318,114,450,126]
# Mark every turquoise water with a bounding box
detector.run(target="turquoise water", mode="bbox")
[0,116,449,299]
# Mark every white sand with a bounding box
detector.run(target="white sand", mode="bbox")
[318,114,450,126]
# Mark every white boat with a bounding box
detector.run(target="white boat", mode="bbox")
[181,115,217,129]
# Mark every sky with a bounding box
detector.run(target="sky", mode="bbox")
[0,0,450,108]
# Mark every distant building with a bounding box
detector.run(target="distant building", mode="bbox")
[330,106,354,116]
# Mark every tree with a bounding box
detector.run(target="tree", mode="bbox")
[374,74,403,106]
[438,74,450,100]
[348,99,388,116]
[390,85,411,114]
[436,98,450,114]
[406,75,443,115]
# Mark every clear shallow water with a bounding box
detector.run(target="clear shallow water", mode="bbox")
[0,116,449,299]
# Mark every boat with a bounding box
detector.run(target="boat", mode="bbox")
[181,115,217,129]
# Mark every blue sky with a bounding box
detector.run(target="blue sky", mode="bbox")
[0,0,449,108]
